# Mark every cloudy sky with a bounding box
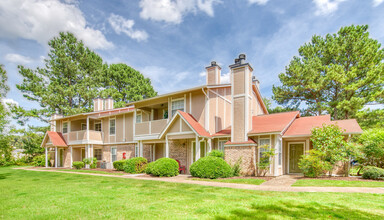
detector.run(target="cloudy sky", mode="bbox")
[1,0,384,127]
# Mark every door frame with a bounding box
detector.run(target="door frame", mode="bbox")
[288,142,305,174]
[59,148,64,167]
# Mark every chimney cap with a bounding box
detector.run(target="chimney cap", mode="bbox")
[239,54,246,60]
[210,61,217,66]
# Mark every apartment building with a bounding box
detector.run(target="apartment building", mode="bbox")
[41,54,362,176]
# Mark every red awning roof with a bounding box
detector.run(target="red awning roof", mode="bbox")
[178,110,211,137]
[47,131,67,147]
[283,115,362,137]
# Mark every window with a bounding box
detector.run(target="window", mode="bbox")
[278,143,282,166]
[218,140,226,152]
[81,123,86,130]
[136,113,142,123]
[94,149,102,160]
[171,99,184,117]
[95,123,101,131]
[135,145,139,157]
[259,138,270,159]
[111,147,117,162]
[63,122,68,134]
[109,119,116,135]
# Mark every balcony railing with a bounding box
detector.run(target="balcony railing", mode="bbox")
[62,130,103,144]
[135,119,168,136]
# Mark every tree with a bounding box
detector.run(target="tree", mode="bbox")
[355,108,384,129]
[15,32,157,124]
[273,25,384,120]
[262,97,299,114]
[11,126,48,161]
[358,128,384,169]
[101,63,157,108]
[0,64,9,133]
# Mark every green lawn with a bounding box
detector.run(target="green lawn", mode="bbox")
[1,167,384,219]
[55,169,126,176]
[192,178,266,185]
[292,179,384,187]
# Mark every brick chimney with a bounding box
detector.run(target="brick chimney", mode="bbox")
[229,54,253,142]
[206,61,221,85]
[104,97,114,110]
[93,97,104,112]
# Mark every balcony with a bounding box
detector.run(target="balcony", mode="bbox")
[135,119,168,137]
[63,130,103,144]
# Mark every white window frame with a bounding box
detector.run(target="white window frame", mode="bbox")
[171,98,185,117]
[135,145,139,157]
[258,138,271,161]
[136,112,142,123]
[109,118,116,136]
[278,141,282,167]
[63,122,68,134]
[218,140,226,152]
[81,123,87,131]
[94,122,101,131]
[111,147,117,162]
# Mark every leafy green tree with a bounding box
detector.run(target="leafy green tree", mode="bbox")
[101,63,157,107]
[11,126,48,160]
[355,108,384,129]
[256,145,276,176]
[262,97,299,114]
[0,64,10,133]
[358,128,384,169]
[273,25,384,119]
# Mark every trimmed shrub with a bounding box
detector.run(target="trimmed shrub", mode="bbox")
[145,161,155,175]
[231,157,242,177]
[190,156,232,179]
[124,157,148,174]
[150,158,179,177]
[90,157,97,169]
[113,159,128,171]
[362,166,384,180]
[32,154,51,167]
[298,150,332,178]
[73,161,84,169]
[208,150,224,158]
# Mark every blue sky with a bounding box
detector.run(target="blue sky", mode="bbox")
[1,0,384,127]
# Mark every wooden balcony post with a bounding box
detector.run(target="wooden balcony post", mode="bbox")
[86,116,89,143]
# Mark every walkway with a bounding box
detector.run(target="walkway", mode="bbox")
[19,168,384,194]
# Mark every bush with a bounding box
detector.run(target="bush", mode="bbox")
[145,161,155,175]
[208,150,224,158]
[150,158,179,177]
[90,157,97,169]
[358,129,384,169]
[124,157,148,174]
[113,159,128,171]
[298,150,332,178]
[72,161,84,169]
[256,145,276,176]
[190,156,232,179]
[231,157,242,177]
[32,154,51,167]
[362,166,384,180]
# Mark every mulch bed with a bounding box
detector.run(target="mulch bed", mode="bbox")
[299,176,384,182]
[36,167,125,174]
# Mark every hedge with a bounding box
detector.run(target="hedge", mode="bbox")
[150,158,179,177]
[190,156,232,179]
[362,166,384,180]
[113,159,128,171]
[208,150,224,158]
[124,157,148,174]
[72,161,85,169]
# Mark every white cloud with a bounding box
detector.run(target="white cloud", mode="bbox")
[108,14,148,42]
[373,0,384,6]
[220,72,230,84]
[248,0,269,5]
[312,0,346,15]
[2,98,19,110]
[4,53,33,65]
[0,0,113,50]
[139,0,221,24]
[199,71,206,77]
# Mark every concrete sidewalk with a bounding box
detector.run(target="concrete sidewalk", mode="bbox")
[20,168,384,194]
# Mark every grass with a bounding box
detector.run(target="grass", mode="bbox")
[292,179,384,187]
[192,178,266,185]
[55,169,126,176]
[1,167,384,219]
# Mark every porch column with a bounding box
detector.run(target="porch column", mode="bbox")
[55,147,58,168]
[195,136,200,160]
[140,141,143,157]
[70,146,73,168]
[165,135,169,158]
[207,139,212,153]
[86,116,90,141]
[85,145,89,169]
[45,147,48,168]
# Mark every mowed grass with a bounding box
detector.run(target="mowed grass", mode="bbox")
[192,178,265,185]
[55,169,126,176]
[1,167,384,220]
[293,179,384,187]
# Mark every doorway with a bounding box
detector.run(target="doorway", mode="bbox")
[289,143,304,173]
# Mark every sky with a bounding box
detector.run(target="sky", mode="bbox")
[1,0,384,128]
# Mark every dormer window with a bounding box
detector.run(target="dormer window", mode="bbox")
[171,99,184,117]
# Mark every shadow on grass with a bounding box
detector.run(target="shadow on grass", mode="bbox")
[215,201,383,219]
[0,172,11,180]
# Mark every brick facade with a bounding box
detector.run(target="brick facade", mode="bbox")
[225,145,257,176]
[169,139,188,171]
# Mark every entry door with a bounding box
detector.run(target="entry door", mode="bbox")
[289,143,304,173]
[59,149,64,167]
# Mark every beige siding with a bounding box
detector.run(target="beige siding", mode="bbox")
[125,114,134,141]
[233,97,245,142]
[233,68,245,95]
[191,91,205,127]
[168,117,181,133]
[116,115,124,142]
